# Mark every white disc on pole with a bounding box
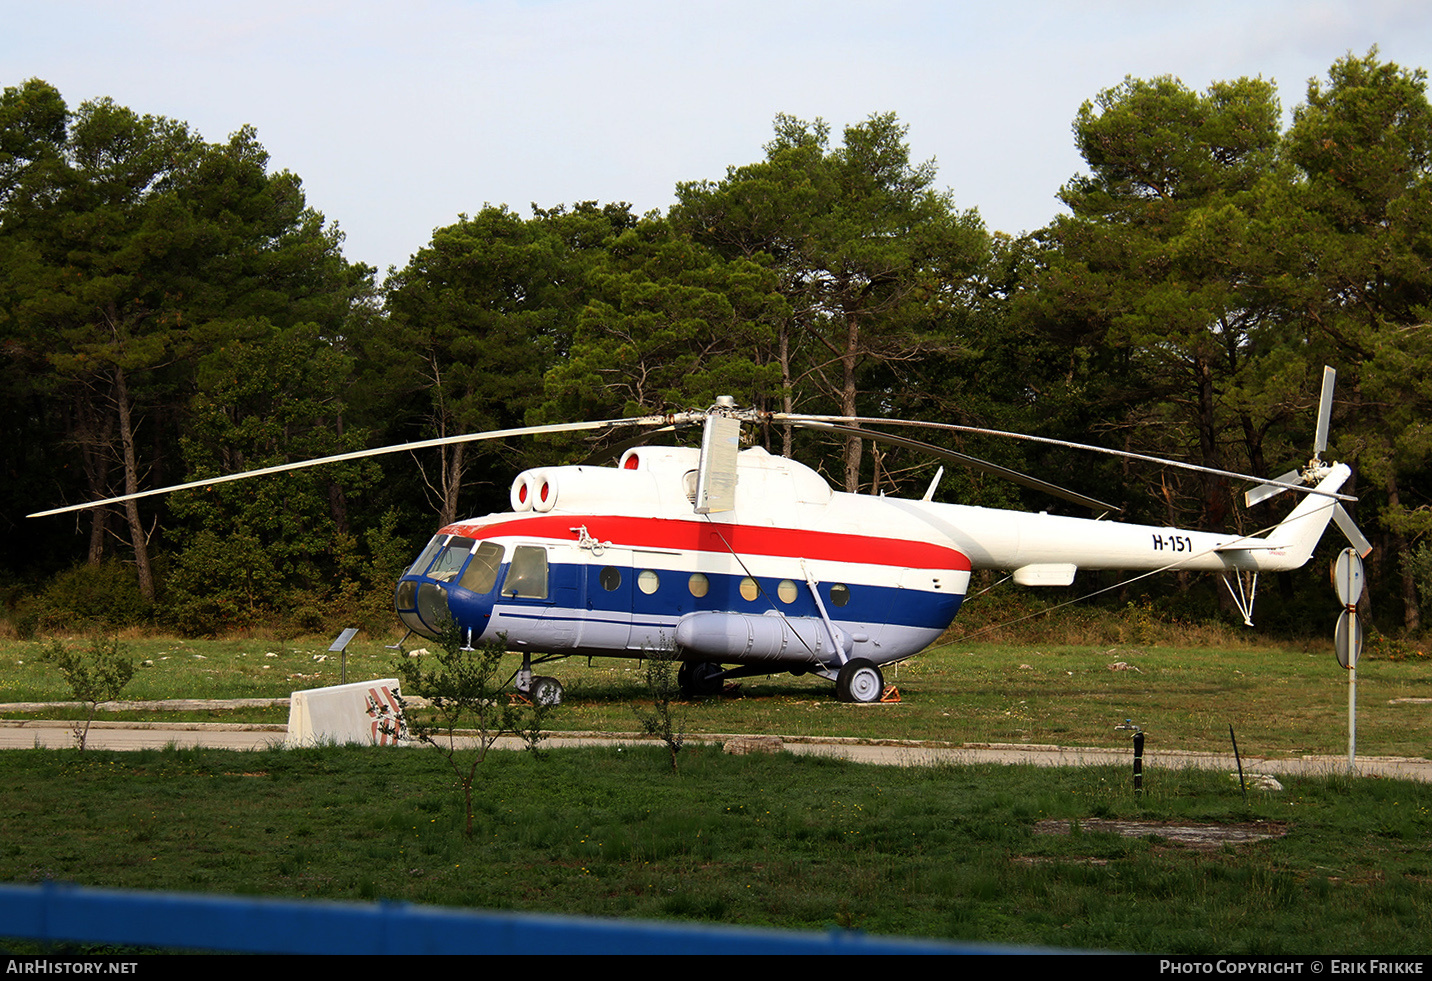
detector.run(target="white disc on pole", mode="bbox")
[1335,608,1363,669]
[1332,547,1366,609]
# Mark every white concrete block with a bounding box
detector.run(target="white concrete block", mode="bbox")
[285,679,404,748]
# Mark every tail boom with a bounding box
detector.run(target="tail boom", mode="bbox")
[891,463,1354,578]
[1221,463,1354,572]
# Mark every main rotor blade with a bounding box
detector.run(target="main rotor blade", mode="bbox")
[774,413,1358,504]
[578,423,692,466]
[28,412,702,519]
[793,419,1122,512]
[1314,365,1336,458]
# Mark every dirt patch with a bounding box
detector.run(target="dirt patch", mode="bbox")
[1034,818,1288,850]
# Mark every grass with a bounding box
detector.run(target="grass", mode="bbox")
[2,622,1429,759]
[2,604,1431,954]
[1,743,1430,953]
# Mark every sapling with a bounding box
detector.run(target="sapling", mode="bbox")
[381,623,550,836]
[632,644,686,773]
[41,635,135,751]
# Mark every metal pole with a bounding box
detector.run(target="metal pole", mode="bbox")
[328,628,360,686]
[1348,659,1357,773]
[1331,549,1365,776]
[1133,730,1144,797]
[1116,720,1143,796]
[1229,725,1246,801]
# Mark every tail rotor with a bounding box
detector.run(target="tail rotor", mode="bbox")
[1244,366,1371,557]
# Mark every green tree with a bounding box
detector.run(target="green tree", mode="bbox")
[1022,75,1291,532]
[631,646,685,774]
[11,95,207,600]
[0,82,371,601]
[379,203,632,522]
[675,113,988,490]
[41,635,134,751]
[0,78,66,207]
[869,230,1093,509]
[0,82,74,573]
[386,626,550,837]
[1279,49,1432,628]
[164,320,384,633]
[539,214,787,424]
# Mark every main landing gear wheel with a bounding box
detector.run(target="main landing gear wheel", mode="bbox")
[678,660,724,698]
[529,675,564,707]
[836,659,884,703]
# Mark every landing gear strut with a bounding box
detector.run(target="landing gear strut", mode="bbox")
[515,652,564,706]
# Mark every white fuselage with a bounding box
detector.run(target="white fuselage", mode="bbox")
[393,446,1348,670]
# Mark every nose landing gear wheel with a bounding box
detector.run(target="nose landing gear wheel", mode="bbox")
[836,658,884,703]
[529,675,564,706]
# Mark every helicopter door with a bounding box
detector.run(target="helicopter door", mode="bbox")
[503,545,550,601]
[497,544,586,650]
[585,547,634,653]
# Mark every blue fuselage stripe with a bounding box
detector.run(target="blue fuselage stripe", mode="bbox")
[398,558,965,663]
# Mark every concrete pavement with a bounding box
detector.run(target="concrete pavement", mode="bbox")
[2,704,1429,781]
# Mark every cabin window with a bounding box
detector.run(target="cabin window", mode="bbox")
[459,542,504,594]
[427,537,477,582]
[505,546,548,599]
[829,583,851,607]
[638,570,660,595]
[600,566,621,591]
[739,576,759,601]
[777,579,798,604]
[688,572,709,598]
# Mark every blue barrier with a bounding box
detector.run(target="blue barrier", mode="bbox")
[0,882,1001,955]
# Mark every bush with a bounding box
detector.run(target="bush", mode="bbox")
[13,561,153,637]
[159,510,416,637]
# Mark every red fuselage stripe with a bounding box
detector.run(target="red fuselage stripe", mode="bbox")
[442,514,971,572]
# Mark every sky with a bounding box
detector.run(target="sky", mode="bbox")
[5,1,1432,276]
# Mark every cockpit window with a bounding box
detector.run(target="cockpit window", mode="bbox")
[426,537,477,582]
[405,536,446,577]
[504,545,548,599]
[459,542,504,594]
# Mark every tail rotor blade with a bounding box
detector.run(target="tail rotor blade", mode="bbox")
[1242,366,1341,509]
[1333,504,1373,558]
[1245,469,1303,508]
[1314,366,1336,458]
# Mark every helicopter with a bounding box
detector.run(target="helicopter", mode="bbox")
[31,370,1369,705]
